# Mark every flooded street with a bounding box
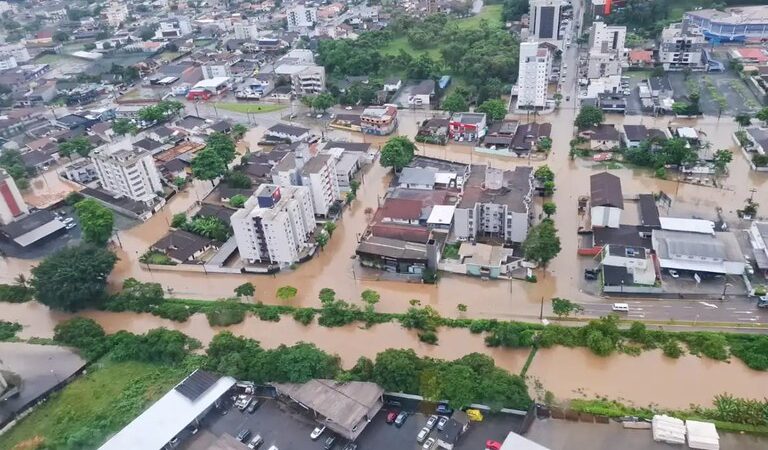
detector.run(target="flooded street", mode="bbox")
[4,300,768,409]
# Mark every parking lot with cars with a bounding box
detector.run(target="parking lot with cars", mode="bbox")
[189,395,523,450]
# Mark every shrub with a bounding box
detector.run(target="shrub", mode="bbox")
[662,340,683,358]
[0,284,32,303]
[64,192,85,206]
[256,306,281,322]
[293,308,316,325]
[0,320,22,341]
[53,317,109,360]
[727,335,768,370]
[205,300,247,326]
[418,330,438,345]
[680,333,729,361]
[152,302,191,322]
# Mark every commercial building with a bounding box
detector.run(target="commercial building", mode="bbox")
[449,112,487,142]
[659,23,707,71]
[529,0,565,42]
[265,123,311,143]
[155,18,193,39]
[684,6,768,42]
[0,169,28,225]
[0,55,17,70]
[590,172,623,228]
[91,142,164,204]
[287,5,318,31]
[361,105,398,135]
[652,228,745,275]
[0,210,65,247]
[273,380,383,441]
[274,51,326,96]
[516,42,550,109]
[233,21,259,40]
[99,370,236,450]
[748,221,768,274]
[231,184,316,266]
[454,166,534,244]
[599,244,659,291]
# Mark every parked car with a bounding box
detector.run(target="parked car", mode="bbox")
[246,399,261,413]
[248,435,264,449]
[345,106,353,110]
[486,440,502,450]
[311,425,326,440]
[417,427,430,443]
[425,415,438,430]
[436,403,453,415]
[423,437,436,449]
[342,443,357,450]
[584,269,598,280]
[237,429,251,442]
[324,435,337,450]
[436,416,449,431]
[62,217,74,224]
[669,269,680,278]
[65,223,77,230]
[394,411,409,427]
[386,410,399,424]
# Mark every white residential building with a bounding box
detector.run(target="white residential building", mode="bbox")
[587,22,627,79]
[0,168,29,225]
[287,6,317,31]
[155,18,193,39]
[0,43,31,63]
[91,143,164,204]
[301,154,340,217]
[0,55,17,70]
[201,64,230,79]
[103,2,129,28]
[233,22,259,40]
[529,0,564,42]
[516,41,550,109]
[231,184,316,266]
[659,22,707,71]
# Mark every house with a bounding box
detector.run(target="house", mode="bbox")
[408,79,435,107]
[436,410,470,450]
[597,93,627,114]
[417,118,450,144]
[383,77,401,92]
[175,116,208,134]
[62,159,98,184]
[509,122,552,155]
[133,138,167,155]
[599,244,659,292]
[378,198,426,225]
[264,123,311,143]
[151,229,217,264]
[449,112,487,142]
[622,125,668,148]
[456,242,518,279]
[329,114,362,132]
[360,105,397,135]
[591,172,623,228]
[628,49,653,67]
[356,234,438,274]
[579,124,620,151]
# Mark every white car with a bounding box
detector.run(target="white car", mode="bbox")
[345,106,353,110]
[669,269,680,278]
[311,425,326,440]
[62,217,74,224]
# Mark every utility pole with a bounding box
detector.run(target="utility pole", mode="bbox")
[539,296,544,320]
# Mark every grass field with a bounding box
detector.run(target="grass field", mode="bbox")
[377,5,503,58]
[214,102,286,114]
[0,360,188,450]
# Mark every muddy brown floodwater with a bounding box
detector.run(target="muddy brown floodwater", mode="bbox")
[3,301,768,409]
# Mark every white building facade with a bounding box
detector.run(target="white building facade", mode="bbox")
[104,2,129,28]
[0,168,29,225]
[301,154,341,217]
[659,22,707,71]
[0,43,31,63]
[529,0,563,42]
[91,144,164,204]
[516,42,550,109]
[231,184,316,266]
[233,22,259,40]
[287,6,318,31]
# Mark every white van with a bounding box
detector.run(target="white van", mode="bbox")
[611,303,629,312]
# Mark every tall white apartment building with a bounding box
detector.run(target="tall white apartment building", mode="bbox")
[287,6,317,31]
[516,42,550,109]
[529,0,564,42]
[0,168,29,225]
[231,184,316,266]
[104,2,129,28]
[0,43,31,63]
[587,22,627,79]
[301,154,340,217]
[659,22,707,71]
[91,143,164,204]
[233,22,259,40]
[0,55,17,70]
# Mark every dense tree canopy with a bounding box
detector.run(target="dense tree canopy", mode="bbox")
[191,148,227,182]
[59,136,94,159]
[31,245,117,311]
[380,136,416,170]
[523,218,561,268]
[574,105,604,129]
[476,99,508,121]
[74,199,114,246]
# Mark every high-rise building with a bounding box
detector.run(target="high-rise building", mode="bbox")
[103,2,129,28]
[587,22,627,79]
[231,185,316,266]
[0,168,28,225]
[287,6,317,31]
[529,0,564,42]
[233,22,259,40]
[272,153,340,217]
[516,42,551,109]
[91,143,164,204]
[659,22,707,71]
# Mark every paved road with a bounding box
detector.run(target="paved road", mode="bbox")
[578,297,768,325]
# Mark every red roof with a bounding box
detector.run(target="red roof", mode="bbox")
[379,198,423,221]
[628,50,652,64]
[734,48,768,63]
[369,223,430,243]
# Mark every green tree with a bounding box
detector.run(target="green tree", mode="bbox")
[502,0,529,21]
[323,221,336,236]
[316,230,329,249]
[523,219,561,270]
[372,348,421,393]
[276,285,298,302]
[205,132,237,164]
[735,113,752,129]
[442,92,468,113]
[534,165,554,183]
[53,30,69,42]
[191,148,227,184]
[312,93,336,111]
[537,136,553,152]
[139,27,155,41]
[319,288,336,303]
[229,194,247,208]
[551,297,584,318]
[231,124,248,140]
[58,136,94,159]
[74,199,114,246]
[542,201,556,217]
[112,119,138,136]
[53,317,108,360]
[225,171,253,189]
[361,289,380,305]
[171,213,187,228]
[476,99,507,121]
[440,364,478,409]
[234,282,255,298]
[380,136,416,170]
[575,105,604,129]
[104,278,164,312]
[713,149,733,174]
[31,245,117,311]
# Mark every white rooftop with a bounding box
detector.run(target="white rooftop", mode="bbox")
[501,431,550,450]
[677,127,698,139]
[427,204,456,225]
[193,77,230,89]
[99,370,236,450]
[660,217,715,235]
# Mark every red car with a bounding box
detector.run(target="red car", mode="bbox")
[386,410,399,424]
[486,440,502,450]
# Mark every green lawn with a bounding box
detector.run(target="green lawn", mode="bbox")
[0,360,188,450]
[377,36,443,59]
[455,5,503,30]
[214,102,286,114]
